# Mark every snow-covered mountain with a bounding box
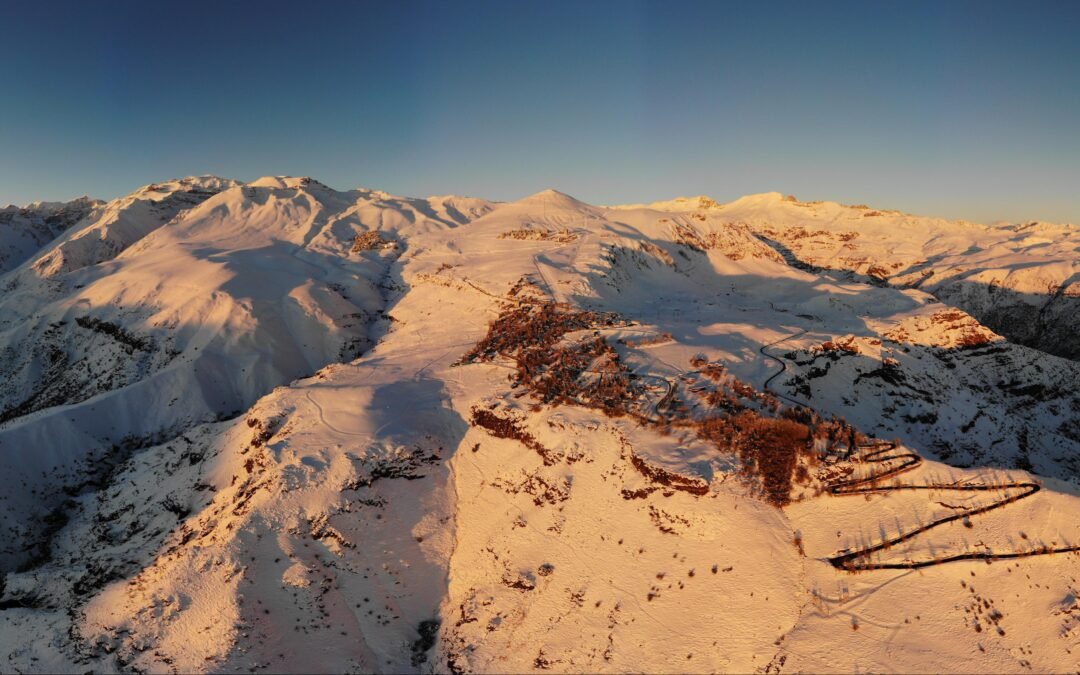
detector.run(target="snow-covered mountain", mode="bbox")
[643,192,1080,362]
[0,196,102,274]
[1,179,1077,673]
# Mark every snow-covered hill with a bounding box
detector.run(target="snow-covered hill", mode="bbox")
[0,177,493,571]
[0,180,1077,673]
[625,192,1080,362]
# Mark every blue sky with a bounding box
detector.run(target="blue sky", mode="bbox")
[1,0,1077,223]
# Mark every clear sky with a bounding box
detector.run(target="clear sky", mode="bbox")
[1,0,1077,223]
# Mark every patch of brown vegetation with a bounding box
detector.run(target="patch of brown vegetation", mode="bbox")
[693,411,820,506]
[735,415,811,506]
[470,407,558,465]
[459,302,637,415]
[457,302,623,365]
[619,332,674,348]
[649,504,691,534]
[819,336,861,355]
[498,228,578,242]
[351,230,393,252]
[779,226,831,240]
[627,452,710,496]
[462,302,863,508]
[492,469,571,506]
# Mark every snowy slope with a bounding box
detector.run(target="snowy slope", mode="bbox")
[0,196,102,274]
[616,193,1080,361]
[0,182,1077,674]
[0,176,492,571]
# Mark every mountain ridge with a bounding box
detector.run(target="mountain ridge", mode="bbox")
[0,176,1077,673]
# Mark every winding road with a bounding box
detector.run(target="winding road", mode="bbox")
[824,441,1080,570]
[757,328,1080,571]
[759,328,809,408]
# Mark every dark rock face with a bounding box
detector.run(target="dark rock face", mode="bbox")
[933,283,1080,363]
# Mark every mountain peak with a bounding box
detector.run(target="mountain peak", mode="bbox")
[725,191,789,206]
[509,188,600,215]
[14,195,102,212]
[608,195,725,211]
[247,175,331,190]
[137,176,237,192]
[518,188,579,202]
